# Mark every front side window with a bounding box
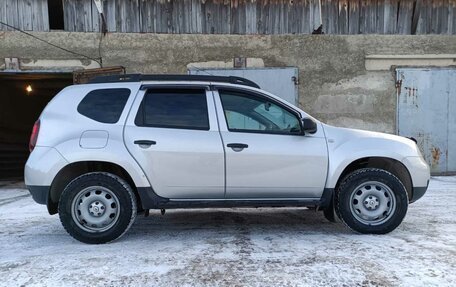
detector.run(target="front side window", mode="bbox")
[225,110,266,131]
[77,88,131,124]
[219,90,302,135]
[135,89,209,130]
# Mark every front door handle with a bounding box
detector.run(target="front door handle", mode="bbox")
[227,143,248,151]
[134,140,156,147]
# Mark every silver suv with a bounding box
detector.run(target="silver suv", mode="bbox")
[25,74,430,244]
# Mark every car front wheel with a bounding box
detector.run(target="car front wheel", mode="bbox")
[58,172,137,244]
[335,168,408,234]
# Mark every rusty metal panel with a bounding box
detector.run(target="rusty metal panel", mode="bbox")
[448,72,456,172]
[73,66,125,84]
[397,68,455,174]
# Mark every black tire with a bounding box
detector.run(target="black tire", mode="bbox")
[335,168,408,234]
[58,172,137,244]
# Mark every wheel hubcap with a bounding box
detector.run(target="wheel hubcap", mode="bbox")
[89,201,105,217]
[71,186,120,233]
[349,181,396,225]
[363,195,380,210]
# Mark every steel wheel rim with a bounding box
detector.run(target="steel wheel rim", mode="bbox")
[71,186,120,233]
[349,181,396,226]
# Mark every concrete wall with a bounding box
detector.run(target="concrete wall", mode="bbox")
[1,31,456,133]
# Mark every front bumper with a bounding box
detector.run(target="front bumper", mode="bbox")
[402,156,431,203]
[410,181,429,203]
[402,156,431,188]
[27,185,50,205]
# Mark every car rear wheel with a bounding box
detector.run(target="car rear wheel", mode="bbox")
[335,168,408,234]
[58,172,137,244]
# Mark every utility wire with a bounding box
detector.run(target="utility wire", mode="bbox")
[0,21,102,66]
[188,65,216,76]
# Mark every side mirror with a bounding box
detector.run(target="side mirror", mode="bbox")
[302,117,317,134]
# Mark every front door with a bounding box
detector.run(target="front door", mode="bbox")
[213,88,328,199]
[124,87,225,199]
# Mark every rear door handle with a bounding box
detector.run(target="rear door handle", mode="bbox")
[227,143,248,151]
[134,140,156,147]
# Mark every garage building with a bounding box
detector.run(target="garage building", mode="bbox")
[0,0,456,179]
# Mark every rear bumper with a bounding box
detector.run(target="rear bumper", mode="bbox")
[24,146,68,187]
[27,185,50,205]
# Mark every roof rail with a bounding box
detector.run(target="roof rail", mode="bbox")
[88,74,260,88]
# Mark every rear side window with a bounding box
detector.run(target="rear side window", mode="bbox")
[77,88,130,123]
[135,89,209,130]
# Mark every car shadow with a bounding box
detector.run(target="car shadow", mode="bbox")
[127,207,350,239]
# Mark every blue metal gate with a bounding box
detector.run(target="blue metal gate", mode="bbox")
[188,67,299,105]
[397,68,456,174]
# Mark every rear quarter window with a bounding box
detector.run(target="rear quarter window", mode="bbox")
[77,88,131,123]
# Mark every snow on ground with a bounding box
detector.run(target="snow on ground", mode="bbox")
[0,177,455,287]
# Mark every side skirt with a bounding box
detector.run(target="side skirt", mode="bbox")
[137,187,334,210]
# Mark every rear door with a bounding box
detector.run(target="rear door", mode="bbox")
[124,86,225,199]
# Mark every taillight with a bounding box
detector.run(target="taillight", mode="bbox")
[29,119,40,152]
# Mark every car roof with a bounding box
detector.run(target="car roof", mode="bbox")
[88,74,260,89]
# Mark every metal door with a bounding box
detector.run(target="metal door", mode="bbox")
[189,67,299,105]
[397,68,456,174]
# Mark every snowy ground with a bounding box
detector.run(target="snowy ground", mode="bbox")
[0,178,455,287]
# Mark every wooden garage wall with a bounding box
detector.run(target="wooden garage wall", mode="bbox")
[63,0,456,34]
[0,0,49,31]
[0,0,455,34]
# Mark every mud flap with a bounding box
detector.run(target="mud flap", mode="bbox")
[323,194,338,223]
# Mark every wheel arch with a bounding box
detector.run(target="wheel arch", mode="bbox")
[48,161,142,215]
[333,157,413,200]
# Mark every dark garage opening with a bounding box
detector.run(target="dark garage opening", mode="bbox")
[0,73,73,180]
